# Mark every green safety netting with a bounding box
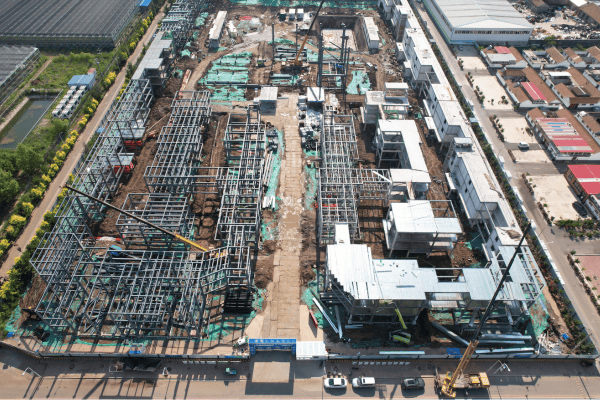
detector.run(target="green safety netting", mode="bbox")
[301,275,325,328]
[528,292,550,338]
[195,12,209,26]
[201,288,266,341]
[265,129,284,201]
[180,49,192,57]
[269,38,295,45]
[347,70,371,95]
[304,164,318,209]
[261,219,278,242]
[229,0,376,9]
[200,52,253,87]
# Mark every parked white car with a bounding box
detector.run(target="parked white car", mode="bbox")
[324,377,347,389]
[352,377,376,388]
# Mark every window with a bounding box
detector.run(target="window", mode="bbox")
[468,179,472,185]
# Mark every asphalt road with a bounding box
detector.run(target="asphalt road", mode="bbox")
[2,348,600,399]
[413,2,600,352]
[0,8,166,278]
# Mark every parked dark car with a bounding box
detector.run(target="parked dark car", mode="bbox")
[573,202,588,217]
[401,378,425,390]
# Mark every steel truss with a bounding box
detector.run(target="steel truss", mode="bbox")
[318,112,391,245]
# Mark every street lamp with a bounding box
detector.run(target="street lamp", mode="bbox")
[22,367,41,378]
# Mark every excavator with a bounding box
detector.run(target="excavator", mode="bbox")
[436,223,531,398]
[64,184,210,252]
[283,0,326,70]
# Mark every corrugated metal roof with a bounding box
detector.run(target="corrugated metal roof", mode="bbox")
[390,201,462,234]
[429,0,532,29]
[522,82,546,101]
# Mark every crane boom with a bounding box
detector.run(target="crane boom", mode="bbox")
[441,341,478,397]
[289,0,326,66]
[64,184,209,252]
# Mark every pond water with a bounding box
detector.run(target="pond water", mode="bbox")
[0,99,54,150]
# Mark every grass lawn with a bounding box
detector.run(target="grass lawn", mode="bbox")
[31,52,115,90]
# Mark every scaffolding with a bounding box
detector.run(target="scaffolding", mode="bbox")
[317,112,391,244]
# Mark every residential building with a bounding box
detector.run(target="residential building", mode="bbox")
[543,67,600,110]
[481,46,528,68]
[577,2,600,29]
[497,67,561,110]
[528,0,551,12]
[563,47,600,69]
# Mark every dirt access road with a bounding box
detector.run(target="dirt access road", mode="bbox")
[0,8,166,278]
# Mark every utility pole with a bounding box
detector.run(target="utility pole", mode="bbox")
[473,222,532,339]
[272,22,275,65]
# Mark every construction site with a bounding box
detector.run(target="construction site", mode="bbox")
[3,0,570,364]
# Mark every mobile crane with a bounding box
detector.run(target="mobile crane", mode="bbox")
[284,0,326,69]
[436,223,531,397]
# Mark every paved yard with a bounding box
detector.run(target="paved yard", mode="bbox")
[472,75,513,110]
[530,175,581,220]
[578,255,600,294]
[498,116,537,144]
[455,46,487,70]
[513,149,551,163]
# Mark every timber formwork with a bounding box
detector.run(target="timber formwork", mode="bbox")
[318,112,391,245]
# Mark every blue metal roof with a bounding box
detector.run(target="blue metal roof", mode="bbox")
[68,74,94,86]
[138,0,152,6]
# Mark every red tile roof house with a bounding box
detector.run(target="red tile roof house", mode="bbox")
[565,165,600,202]
[497,67,561,110]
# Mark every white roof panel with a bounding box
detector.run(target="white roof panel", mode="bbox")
[429,0,532,29]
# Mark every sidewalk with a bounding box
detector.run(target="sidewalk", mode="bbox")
[0,9,165,278]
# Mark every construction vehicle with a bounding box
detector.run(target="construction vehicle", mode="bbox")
[435,223,531,398]
[436,341,490,397]
[64,184,210,252]
[285,0,326,69]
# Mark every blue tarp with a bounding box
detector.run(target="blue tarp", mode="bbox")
[67,74,95,88]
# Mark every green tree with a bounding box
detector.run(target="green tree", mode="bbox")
[15,143,44,175]
[0,151,17,175]
[544,35,557,48]
[0,169,19,203]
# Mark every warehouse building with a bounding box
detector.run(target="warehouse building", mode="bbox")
[0,0,139,48]
[422,0,533,45]
[0,45,39,105]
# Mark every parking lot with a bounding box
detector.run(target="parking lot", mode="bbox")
[530,174,581,220]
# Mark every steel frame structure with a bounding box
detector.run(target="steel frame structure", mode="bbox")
[117,193,193,250]
[316,24,350,105]
[317,112,391,245]
[144,91,211,194]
